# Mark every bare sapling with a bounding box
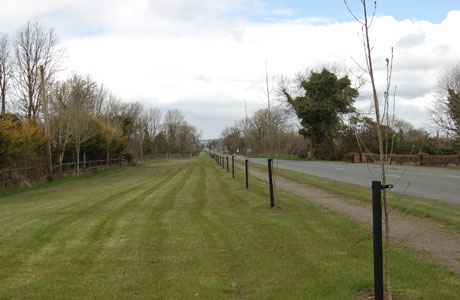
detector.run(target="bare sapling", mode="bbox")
[344,1,394,299]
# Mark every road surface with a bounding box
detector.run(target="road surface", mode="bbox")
[232,156,460,206]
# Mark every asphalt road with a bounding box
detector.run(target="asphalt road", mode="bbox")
[233,156,460,206]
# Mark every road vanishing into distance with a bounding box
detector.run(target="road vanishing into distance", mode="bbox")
[235,156,460,206]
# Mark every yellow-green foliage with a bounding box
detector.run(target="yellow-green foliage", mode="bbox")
[85,119,129,159]
[0,114,49,168]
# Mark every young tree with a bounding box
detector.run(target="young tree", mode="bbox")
[0,34,12,116]
[345,1,395,298]
[13,22,64,119]
[282,68,358,159]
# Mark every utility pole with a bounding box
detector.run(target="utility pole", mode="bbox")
[0,68,4,116]
[40,65,53,181]
[244,99,248,156]
[264,61,273,153]
[265,61,272,134]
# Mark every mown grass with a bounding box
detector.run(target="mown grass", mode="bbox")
[0,153,459,299]
[246,161,460,231]
[0,166,126,198]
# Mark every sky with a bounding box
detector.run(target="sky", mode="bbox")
[1,0,460,139]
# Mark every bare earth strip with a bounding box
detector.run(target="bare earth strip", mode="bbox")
[236,162,460,277]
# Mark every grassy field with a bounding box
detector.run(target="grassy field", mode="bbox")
[1,154,459,299]
[246,161,460,231]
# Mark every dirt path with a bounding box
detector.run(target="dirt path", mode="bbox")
[236,162,460,277]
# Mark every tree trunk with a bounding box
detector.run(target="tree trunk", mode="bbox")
[0,65,5,115]
[83,151,86,171]
[40,66,53,181]
[59,151,64,177]
[76,145,80,175]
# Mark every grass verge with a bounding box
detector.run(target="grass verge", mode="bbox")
[0,166,126,198]
[246,160,460,231]
[0,153,459,299]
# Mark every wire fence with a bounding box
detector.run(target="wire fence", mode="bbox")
[0,153,195,190]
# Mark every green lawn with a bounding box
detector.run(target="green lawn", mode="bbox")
[0,154,459,299]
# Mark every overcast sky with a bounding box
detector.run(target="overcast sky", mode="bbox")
[1,0,460,139]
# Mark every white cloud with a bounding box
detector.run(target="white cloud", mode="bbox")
[2,1,460,138]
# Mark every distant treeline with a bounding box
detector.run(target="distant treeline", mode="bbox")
[0,22,201,173]
[215,67,460,160]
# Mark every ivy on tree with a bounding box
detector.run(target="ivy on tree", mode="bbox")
[283,68,358,159]
[447,88,460,135]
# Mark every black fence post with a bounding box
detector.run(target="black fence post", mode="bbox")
[372,181,384,300]
[232,155,235,179]
[227,157,229,172]
[222,156,224,169]
[268,158,275,208]
[245,159,249,189]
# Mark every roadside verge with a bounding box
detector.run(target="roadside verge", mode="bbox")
[236,161,460,277]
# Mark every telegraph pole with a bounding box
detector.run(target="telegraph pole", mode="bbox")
[244,99,248,155]
[40,66,53,181]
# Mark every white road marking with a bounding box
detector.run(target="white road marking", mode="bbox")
[447,175,460,178]
[419,172,436,176]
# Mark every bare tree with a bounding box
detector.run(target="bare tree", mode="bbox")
[118,101,143,160]
[431,63,460,138]
[68,74,98,175]
[220,124,244,153]
[13,22,64,119]
[0,34,12,115]
[146,108,162,141]
[135,114,148,159]
[102,95,125,164]
[145,108,162,154]
[91,84,108,118]
[178,123,200,154]
[50,80,74,174]
[163,109,186,154]
[344,1,394,298]
[40,65,53,180]
[262,61,275,153]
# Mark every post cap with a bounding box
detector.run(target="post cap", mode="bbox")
[372,181,382,189]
